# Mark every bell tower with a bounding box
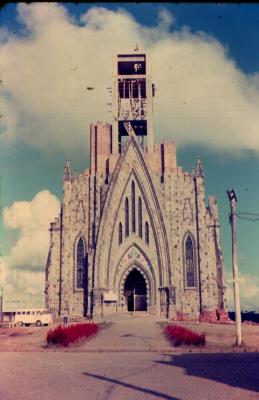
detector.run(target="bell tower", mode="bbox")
[112,46,155,153]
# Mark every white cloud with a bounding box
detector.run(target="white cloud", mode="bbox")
[226,271,259,312]
[1,190,60,296]
[1,4,259,155]
[0,257,9,287]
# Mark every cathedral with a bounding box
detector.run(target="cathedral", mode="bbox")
[45,49,227,320]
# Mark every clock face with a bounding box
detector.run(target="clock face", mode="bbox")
[118,61,146,75]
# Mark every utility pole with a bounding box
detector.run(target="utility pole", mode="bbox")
[227,189,242,346]
[0,288,3,324]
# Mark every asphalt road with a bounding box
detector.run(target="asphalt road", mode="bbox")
[1,314,259,400]
[1,351,259,400]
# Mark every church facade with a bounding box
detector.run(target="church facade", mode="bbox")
[45,50,227,320]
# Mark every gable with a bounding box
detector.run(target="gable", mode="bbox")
[93,137,172,289]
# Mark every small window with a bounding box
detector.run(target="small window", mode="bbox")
[184,234,197,288]
[131,181,136,233]
[76,238,85,289]
[138,197,142,238]
[145,221,149,245]
[26,311,30,315]
[119,222,123,245]
[17,312,21,315]
[125,197,129,237]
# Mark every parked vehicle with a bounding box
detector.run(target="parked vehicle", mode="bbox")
[14,309,53,327]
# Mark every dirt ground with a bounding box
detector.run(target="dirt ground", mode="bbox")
[168,321,259,351]
[0,320,258,352]
[0,325,49,351]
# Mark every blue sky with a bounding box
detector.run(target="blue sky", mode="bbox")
[1,3,259,310]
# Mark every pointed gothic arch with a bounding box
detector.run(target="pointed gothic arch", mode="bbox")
[145,221,149,245]
[125,197,129,237]
[118,222,123,245]
[138,197,142,238]
[94,137,172,290]
[183,232,197,288]
[131,181,136,233]
[75,236,86,289]
[113,244,157,308]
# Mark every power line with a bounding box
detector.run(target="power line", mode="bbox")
[237,212,259,216]
[236,212,259,222]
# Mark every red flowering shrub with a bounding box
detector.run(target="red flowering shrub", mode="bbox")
[165,324,206,346]
[46,322,98,347]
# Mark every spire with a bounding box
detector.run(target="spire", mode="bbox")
[63,160,71,181]
[196,157,204,179]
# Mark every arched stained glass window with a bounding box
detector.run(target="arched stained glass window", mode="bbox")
[131,181,136,233]
[145,221,149,245]
[76,238,85,289]
[119,222,123,245]
[138,197,142,238]
[125,197,129,237]
[185,235,196,288]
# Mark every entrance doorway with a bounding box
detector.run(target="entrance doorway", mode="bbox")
[124,269,147,312]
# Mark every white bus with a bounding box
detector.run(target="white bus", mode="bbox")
[14,309,53,327]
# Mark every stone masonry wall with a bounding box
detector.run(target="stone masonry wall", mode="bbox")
[46,125,227,320]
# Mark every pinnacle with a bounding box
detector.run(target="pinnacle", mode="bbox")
[196,157,204,178]
[63,160,71,181]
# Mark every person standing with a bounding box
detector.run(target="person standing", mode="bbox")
[63,308,69,326]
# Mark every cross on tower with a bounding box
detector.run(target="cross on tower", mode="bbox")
[134,44,141,53]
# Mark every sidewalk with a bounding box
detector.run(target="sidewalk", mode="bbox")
[75,313,259,353]
[79,313,172,352]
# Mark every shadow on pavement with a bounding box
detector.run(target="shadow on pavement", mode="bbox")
[83,372,180,399]
[156,352,259,393]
